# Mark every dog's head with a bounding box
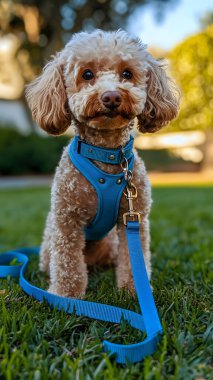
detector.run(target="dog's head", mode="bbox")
[26,30,179,135]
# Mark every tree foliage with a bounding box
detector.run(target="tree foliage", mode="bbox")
[0,0,177,65]
[169,24,213,131]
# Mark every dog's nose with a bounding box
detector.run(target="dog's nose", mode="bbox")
[101,91,121,109]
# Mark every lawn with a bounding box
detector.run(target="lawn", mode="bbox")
[0,186,212,380]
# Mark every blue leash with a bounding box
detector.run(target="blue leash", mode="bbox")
[0,221,162,364]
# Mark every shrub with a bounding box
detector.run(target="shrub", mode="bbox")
[0,127,69,175]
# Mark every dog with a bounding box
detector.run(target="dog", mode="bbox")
[26,30,179,298]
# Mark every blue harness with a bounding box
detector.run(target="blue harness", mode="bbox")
[68,135,134,240]
[0,135,163,364]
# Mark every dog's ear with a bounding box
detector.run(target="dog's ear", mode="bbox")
[26,53,71,135]
[137,59,180,133]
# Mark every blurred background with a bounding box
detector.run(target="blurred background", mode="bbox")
[0,0,213,186]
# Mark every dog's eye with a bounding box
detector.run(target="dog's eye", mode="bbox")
[82,70,94,80]
[122,69,133,80]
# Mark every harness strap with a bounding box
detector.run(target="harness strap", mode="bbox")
[0,221,162,364]
[69,137,134,241]
[76,135,134,164]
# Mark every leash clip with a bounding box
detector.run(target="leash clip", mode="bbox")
[121,152,142,225]
[123,184,142,225]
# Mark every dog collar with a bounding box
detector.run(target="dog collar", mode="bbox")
[75,135,134,164]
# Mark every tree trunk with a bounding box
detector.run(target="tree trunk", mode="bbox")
[202,131,213,172]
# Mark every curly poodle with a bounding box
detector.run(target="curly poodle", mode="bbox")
[26,30,179,297]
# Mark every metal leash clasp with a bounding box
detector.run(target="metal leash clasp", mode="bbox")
[120,148,142,226]
[123,184,142,226]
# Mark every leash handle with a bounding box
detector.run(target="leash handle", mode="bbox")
[0,228,162,363]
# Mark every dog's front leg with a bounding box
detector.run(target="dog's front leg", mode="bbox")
[48,213,88,298]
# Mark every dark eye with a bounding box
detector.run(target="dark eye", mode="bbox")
[122,69,133,80]
[82,69,94,80]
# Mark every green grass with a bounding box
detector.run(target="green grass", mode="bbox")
[0,186,212,380]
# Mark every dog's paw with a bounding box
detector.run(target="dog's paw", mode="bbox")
[48,285,86,299]
[117,280,135,295]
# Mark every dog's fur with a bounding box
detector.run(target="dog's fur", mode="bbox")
[26,30,179,297]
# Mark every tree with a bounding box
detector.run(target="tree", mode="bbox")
[168,23,213,131]
[0,0,178,67]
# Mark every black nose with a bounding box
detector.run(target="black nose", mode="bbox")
[101,91,121,109]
